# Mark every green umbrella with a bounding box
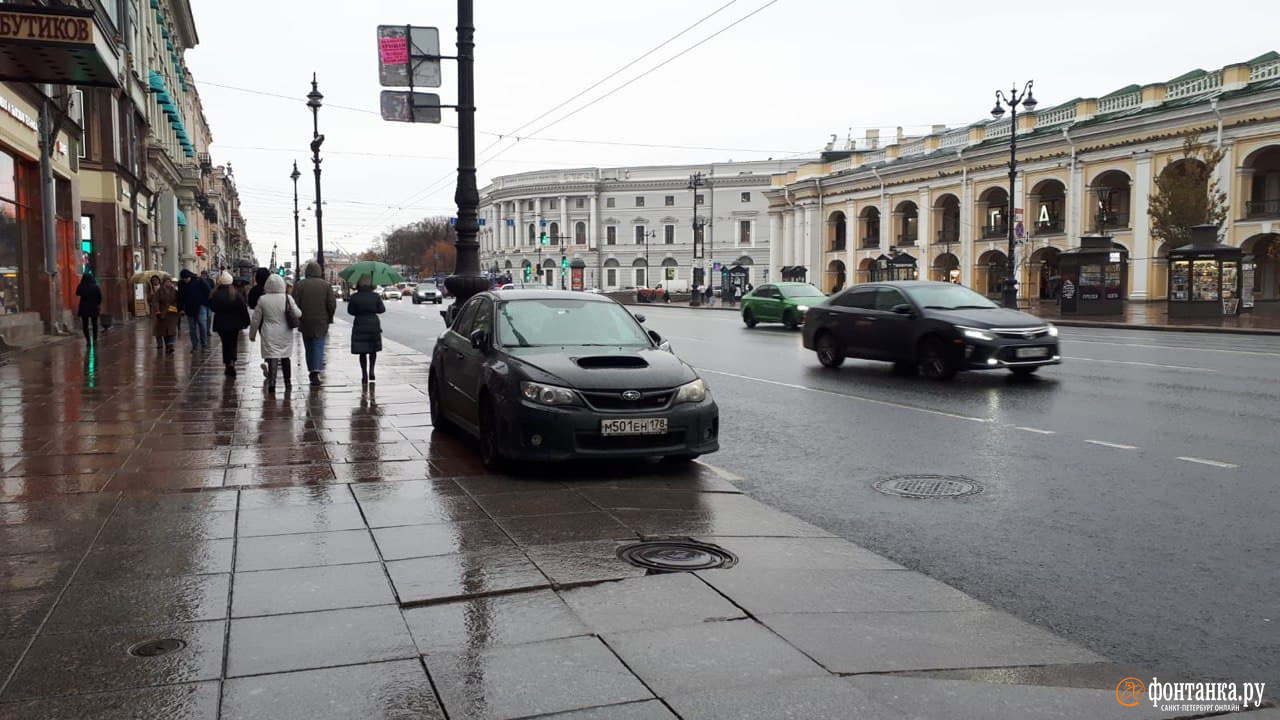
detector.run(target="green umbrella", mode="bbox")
[338,261,403,287]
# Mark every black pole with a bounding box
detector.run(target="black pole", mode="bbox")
[291,161,301,282]
[1003,99,1018,309]
[308,74,325,270]
[444,0,488,314]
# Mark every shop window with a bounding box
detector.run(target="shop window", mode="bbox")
[0,151,22,314]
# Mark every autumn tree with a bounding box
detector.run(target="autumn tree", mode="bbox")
[1148,136,1229,248]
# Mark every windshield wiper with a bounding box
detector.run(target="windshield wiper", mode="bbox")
[951,305,997,309]
[499,306,532,347]
[922,305,956,310]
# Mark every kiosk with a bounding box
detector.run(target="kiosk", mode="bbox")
[1167,224,1245,318]
[869,250,918,282]
[1058,235,1128,315]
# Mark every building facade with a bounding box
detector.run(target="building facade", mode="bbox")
[478,160,809,292]
[768,52,1280,304]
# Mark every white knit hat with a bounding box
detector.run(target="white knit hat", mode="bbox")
[218,271,234,286]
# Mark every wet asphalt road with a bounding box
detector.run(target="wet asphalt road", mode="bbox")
[362,296,1280,692]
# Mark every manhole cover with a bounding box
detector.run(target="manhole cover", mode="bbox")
[617,540,737,572]
[873,475,984,499]
[128,638,186,657]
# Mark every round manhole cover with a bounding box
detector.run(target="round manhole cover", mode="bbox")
[128,638,186,657]
[873,475,984,499]
[617,540,738,572]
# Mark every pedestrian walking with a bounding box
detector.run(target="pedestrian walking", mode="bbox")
[291,260,337,386]
[150,276,180,354]
[347,275,385,385]
[210,271,250,376]
[75,271,102,346]
[704,284,713,305]
[178,269,210,351]
[199,270,215,336]
[249,274,301,393]
[247,267,270,310]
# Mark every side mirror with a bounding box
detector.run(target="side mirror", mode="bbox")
[647,329,663,345]
[470,329,489,351]
[891,303,914,315]
[634,313,646,323]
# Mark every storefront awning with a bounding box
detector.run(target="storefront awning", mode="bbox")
[176,210,187,227]
[0,6,120,87]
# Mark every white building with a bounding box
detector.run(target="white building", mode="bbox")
[478,160,810,292]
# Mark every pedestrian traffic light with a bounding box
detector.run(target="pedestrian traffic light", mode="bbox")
[540,232,548,246]
[523,265,531,281]
[560,255,568,275]
[278,267,287,277]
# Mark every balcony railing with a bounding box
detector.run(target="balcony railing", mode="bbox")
[1246,199,1280,217]
[861,237,880,249]
[897,232,918,246]
[1035,219,1064,234]
[936,228,959,244]
[982,223,1008,239]
[830,240,847,252]
[1097,212,1130,229]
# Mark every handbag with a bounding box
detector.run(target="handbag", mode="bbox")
[285,299,299,330]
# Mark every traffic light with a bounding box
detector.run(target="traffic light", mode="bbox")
[523,265,531,281]
[278,267,287,277]
[560,255,568,275]
[540,232,548,246]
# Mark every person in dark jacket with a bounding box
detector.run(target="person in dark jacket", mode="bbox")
[210,271,250,376]
[291,260,337,386]
[247,267,270,310]
[347,275,385,384]
[75,271,103,346]
[178,269,210,351]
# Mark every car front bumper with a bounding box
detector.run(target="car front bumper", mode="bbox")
[496,395,719,461]
[960,338,1061,370]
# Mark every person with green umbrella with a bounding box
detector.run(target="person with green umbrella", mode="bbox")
[347,272,386,384]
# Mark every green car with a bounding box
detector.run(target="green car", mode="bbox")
[741,282,827,330]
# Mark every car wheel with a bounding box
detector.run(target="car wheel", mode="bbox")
[428,374,451,432]
[916,337,957,381]
[478,397,506,471]
[815,333,844,368]
[783,310,799,330]
[743,309,758,328]
[1010,366,1040,377]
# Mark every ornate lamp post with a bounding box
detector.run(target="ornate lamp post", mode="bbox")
[290,160,301,282]
[307,74,325,270]
[1095,186,1113,235]
[990,80,1037,309]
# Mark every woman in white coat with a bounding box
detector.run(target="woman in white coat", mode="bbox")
[249,274,302,393]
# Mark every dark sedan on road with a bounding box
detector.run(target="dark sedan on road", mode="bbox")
[801,281,1061,380]
[429,290,719,468]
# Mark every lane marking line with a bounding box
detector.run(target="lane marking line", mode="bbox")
[1085,439,1139,450]
[1064,356,1217,373]
[696,368,992,423]
[1176,456,1239,469]
[1065,338,1280,358]
[1014,426,1056,435]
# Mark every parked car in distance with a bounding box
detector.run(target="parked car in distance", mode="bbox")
[382,286,402,300]
[413,284,443,304]
[401,283,416,297]
[428,290,719,468]
[801,280,1061,380]
[741,282,827,329]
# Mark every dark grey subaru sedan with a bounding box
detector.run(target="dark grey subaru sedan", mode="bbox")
[429,290,719,468]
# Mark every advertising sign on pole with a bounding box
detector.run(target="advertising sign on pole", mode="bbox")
[380,91,441,123]
[377,26,441,88]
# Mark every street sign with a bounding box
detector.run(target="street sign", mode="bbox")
[377,26,441,88]
[380,91,441,123]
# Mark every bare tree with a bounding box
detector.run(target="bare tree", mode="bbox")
[1148,136,1229,248]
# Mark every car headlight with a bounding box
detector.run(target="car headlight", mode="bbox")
[673,379,708,404]
[520,381,579,406]
[958,326,995,342]
[796,305,810,313]
[1047,324,1059,337]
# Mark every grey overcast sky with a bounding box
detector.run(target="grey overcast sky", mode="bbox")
[184,0,1277,263]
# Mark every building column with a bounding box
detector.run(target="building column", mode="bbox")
[514,201,523,247]
[844,201,857,282]
[768,211,783,281]
[534,198,543,247]
[806,202,821,276]
[917,189,931,267]
[1130,154,1153,300]
[1068,160,1084,242]
[1216,140,1235,245]
[589,194,599,250]
[960,178,974,286]
[559,195,568,246]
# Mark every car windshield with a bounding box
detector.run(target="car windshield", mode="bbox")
[780,284,826,299]
[497,298,652,347]
[905,284,1000,310]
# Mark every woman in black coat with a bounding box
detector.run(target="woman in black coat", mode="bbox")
[210,271,251,376]
[346,277,386,384]
[247,267,270,310]
[75,272,103,345]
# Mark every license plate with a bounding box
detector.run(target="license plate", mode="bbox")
[601,418,667,436]
[1015,347,1049,359]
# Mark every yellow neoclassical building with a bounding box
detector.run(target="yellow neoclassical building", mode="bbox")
[767,52,1280,305]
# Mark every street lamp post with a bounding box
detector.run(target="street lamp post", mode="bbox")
[1095,186,1113,235]
[688,172,706,306]
[641,228,656,293]
[307,74,325,271]
[290,161,301,283]
[990,80,1037,309]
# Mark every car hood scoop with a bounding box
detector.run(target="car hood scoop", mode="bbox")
[575,355,649,369]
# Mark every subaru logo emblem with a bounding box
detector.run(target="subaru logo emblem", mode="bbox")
[622,390,642,401]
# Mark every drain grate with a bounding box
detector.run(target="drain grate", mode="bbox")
[617,540,738,573]
[873,475,984,499]
[128,638,186,657]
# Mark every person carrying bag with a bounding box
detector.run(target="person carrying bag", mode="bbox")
[249,274,302,393]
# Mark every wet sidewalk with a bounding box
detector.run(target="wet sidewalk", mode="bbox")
[0,321,1270,718]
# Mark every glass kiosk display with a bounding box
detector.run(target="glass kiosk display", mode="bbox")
[869,250,919,282]
[1166,224,1244,319]
[1058,235,1128,315]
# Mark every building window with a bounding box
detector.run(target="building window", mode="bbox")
[548,222,560,245]
[634,268,646,287]
[664,195,675,206]
[575,198,585,209]
[739,220,752,245]
[575,221,586,244]
[664,225,675,244]
[635,196,645,207]
[548,199,557,210]
[606,268,617,287]
[741,192,750,203]
[635,225,647,244]
[527,223,536,244]
[526,200,534,211]
[606,197,615,208]
[696,194,705,205]
[606,226,617,245]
